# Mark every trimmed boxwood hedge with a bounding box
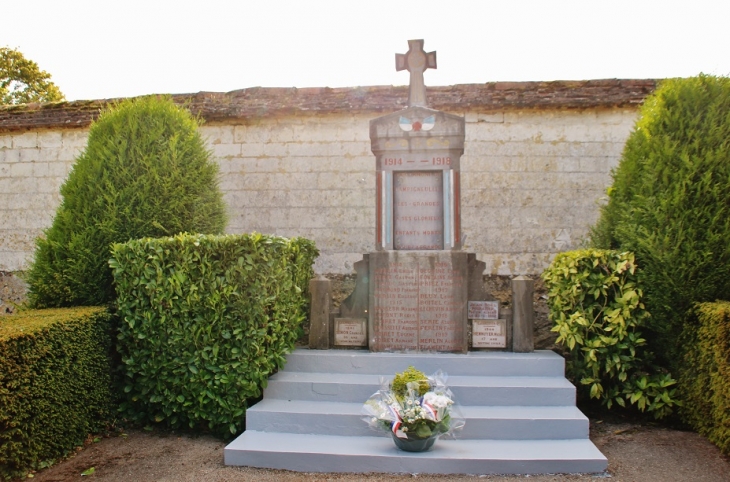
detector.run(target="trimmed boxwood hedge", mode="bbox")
[679,302,730,455]
[110,232,317,438]
[0,307,115,480]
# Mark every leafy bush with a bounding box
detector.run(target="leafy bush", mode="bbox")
[679,302,730,455]
[591,75,730,371]
[110,233,318,438]
[0,307,115,479]
[26,95,227,308]
[542,249,679,418]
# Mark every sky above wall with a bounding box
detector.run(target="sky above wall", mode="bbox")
[2,0,729,102]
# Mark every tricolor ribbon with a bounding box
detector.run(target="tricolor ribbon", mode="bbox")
[387,402,402,434]
[421,399,438,421]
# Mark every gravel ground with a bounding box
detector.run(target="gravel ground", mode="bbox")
[25,418,730,482]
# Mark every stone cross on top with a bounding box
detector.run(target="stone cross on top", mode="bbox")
[396,39,437,107]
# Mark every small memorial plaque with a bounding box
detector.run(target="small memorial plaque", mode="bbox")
[472,319,507,348]
[468,300,499,320]
[335,318,368,346]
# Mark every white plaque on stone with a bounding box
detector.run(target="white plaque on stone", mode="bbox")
[472,319,507,348]
[335,318,367,346]
[468,300,499,320]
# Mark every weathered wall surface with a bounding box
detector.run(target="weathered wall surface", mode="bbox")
[0,81,652,275]
[0,130,87,271]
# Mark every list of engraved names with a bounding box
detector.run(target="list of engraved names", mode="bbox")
[373,258,464,351]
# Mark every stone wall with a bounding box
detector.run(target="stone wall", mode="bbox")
[0,81,653,275]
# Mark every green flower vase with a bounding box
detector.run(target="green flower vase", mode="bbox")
[391,433,438,452]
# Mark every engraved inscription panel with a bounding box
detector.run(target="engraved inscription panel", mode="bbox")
[394,171,443,250]
[371,253,467,352]
[418,262,465,351]
[472,319,507,348]
[334,318,368,346]
[468,300,499,320]
[372,263,419,350]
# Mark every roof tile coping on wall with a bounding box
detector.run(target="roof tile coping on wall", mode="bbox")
[0,79,658,133]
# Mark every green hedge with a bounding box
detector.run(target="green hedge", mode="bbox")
[0,307,115,480]
[679,302,730,454]
[110,232,318,438]
[542,249,679,418]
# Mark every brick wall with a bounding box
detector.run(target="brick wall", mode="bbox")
[0,81,650,275]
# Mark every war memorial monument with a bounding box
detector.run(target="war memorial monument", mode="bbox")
[224,40,607,475]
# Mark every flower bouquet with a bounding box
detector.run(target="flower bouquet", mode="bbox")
[361,366,465,452]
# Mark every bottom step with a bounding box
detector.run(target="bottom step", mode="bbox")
[225,431,608,475]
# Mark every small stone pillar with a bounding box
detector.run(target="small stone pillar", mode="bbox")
[309,276,331,350]
[512,276,534,352]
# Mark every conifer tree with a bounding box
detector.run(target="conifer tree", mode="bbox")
[591,74,730,370]
[27,96,227,307]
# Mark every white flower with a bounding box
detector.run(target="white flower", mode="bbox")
[423,391,452,409]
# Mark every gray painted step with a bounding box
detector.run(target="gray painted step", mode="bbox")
[224,431,607,475]
[246,399,589,440]
[265,371,576,406]
[284,349,565,377]
[225,349,607,475]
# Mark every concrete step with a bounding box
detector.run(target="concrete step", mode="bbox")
[284,348,565,377]
[224,349,605,475]
[246,399,589,440]
[265,371,576,406]
[224,431,607,475]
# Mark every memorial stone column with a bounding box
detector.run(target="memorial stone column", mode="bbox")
[368,40,469,353]
[335,40,512,353]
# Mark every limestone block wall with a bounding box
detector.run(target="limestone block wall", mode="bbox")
[0,130,88,271]
[0,106,637,275]
[212,115,375,274]
[460,108,635,274]
[1,81,655,275]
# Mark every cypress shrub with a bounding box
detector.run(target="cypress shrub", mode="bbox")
[26,96,227,308]
[0,307,115,479]
[590,75,730,371]
[110,233,318,438]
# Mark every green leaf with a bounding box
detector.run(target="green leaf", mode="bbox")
[81,467,95,476]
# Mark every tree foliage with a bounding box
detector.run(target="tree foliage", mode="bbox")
[590,74,730,372]
[0,47,64,105]
[26,95,227,308]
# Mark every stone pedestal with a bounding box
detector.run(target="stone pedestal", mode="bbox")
[333,251,511,353]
